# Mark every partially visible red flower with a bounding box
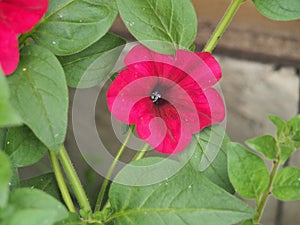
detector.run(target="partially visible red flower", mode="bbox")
[107,45,225,154]
[0,0,48,75]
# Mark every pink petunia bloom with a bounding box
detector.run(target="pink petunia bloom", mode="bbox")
[0,0,48,75]
[107,45,225,154]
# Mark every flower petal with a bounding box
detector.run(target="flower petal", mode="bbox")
[0,0,48,34]
[195,52,222,84]
[125,45,222,88]
[201,88,226,125]
[133,99,192,154]
[107,74,157,124]
[0,22,19,75]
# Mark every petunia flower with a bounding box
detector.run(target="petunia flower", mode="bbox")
[107,45,225,154]
[0,0,48,75]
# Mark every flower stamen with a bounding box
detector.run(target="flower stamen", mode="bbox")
[150,91,162,104]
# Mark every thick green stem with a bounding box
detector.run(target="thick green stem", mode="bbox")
[202,0,245,53]
[132,143,150,161]
[94,126,134,212]
[253,159,280,223]
[59,146,91,214]
[49,150,76,213]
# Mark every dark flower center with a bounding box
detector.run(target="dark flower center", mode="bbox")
[150,90,162,104]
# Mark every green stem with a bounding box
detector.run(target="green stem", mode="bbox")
[202,0,245,53]
[253,159,280,223]
[59,146,92,214]
[132,143,150,161]
[94,126,134,212]
[49,150,76,213]
[100,142,150,213]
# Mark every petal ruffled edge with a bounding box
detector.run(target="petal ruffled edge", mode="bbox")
[196,52,222,83]
[124,45,222,88]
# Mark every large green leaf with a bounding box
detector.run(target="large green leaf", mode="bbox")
[228,143,270,199]
[20,173,61,201]
[1,188,68,225]
[58,32,125,88]
[272,167,300,201]
[7,45,68,152]
[32,0,118,55]
[108,157,255,225]
[0,151,11,208]
[1,209,58,225]
[116,0,197,53]
[253,0,300,21]
[246,135,278,160]
[5,126,47,167]
[179,125,234,193]
[0,72,22,127]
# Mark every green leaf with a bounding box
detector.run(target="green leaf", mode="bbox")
[1,209,58,225]
[0,102,23,127]
[5,126,47,167]
[0,128,7,150]
[9,167,20,190]
[1,188,68,225]
[54,213,82,225]
[0,73,22,127]
[272,167,300,201]
[268,114,286,138]
[117,0,197,53]
[58,32,125,88]
[279,144,295,165]
[241,220,261,225]
[241,220,254,225]
[0,151,11,208]
[287,115,300,147]
[246,135,278,160]
[32,0,118,55]
[20,173,61,201]
[0,71,9,100]
[228,143,270,199]
[109,157,255,225]
[7,45,68,152]
[179,125,234,193]
[253,0,300,21]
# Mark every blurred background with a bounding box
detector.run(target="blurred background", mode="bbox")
[20,1,300,224]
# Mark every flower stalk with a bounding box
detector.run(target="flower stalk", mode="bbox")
[132,143,150,161]
[49,150,76,213]
[94,125,135,212]
[253,159,280,223]
[203,0,245,53]
[58,146,92,214]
